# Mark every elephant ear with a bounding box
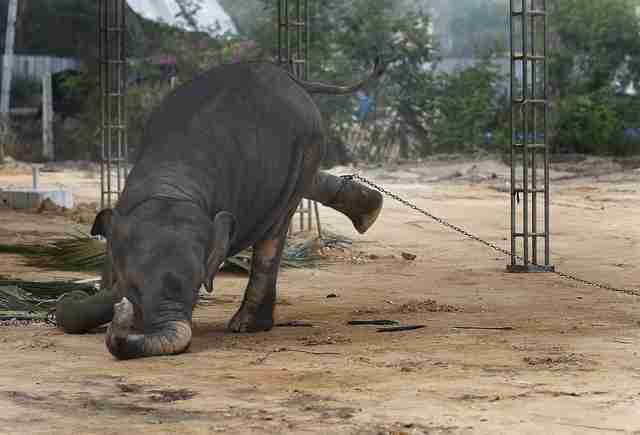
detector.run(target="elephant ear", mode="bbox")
[203,211,236,292]
[91,209,118,238]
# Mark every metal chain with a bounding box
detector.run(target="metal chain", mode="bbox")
[342,174,640,298]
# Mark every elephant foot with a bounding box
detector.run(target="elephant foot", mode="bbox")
[333,179,383,234]
[306,172,384,234]
[227,303,274,333]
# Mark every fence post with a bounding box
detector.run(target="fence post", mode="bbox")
[41,73,54,160]
[0,0,17,119]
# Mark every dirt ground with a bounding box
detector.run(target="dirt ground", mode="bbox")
[0,156,639,435]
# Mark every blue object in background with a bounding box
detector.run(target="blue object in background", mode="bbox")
[515,132,545,142]
[623,127,640,141]
[356,91,370,120]
[484,130,493,146]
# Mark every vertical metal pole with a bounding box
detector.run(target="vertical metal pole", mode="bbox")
[314,201,322,235]
[285,0,290,70]
[508,0,553,273]
[509,0,516,268]
[116,0,122,196]
[299,198,304,230]
[99,0,127,210]
[277,0,282,63]
[521,0,529,267]
[295,0,300,77]
[99,0,105,208]
[280,0,322,237]
[0,0,17,119]
[530,1,538,265]
[32,166,39,190]
[119,0,128,191]
[107,2,113,208]
[305,0,310,80]
[41,73,54,160]
[543,0,550,266]
[105,2,112,208]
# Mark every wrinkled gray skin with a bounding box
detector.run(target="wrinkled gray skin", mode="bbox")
[88,60,385,360]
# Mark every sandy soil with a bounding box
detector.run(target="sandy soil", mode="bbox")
[0,156,639,435]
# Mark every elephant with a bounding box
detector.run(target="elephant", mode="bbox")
[57,59,386,359]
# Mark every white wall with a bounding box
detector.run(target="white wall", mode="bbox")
[11,55,81,80]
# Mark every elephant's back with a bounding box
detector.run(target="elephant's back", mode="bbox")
[122,62,324,249]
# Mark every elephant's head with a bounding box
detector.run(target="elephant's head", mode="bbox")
[91,206,235,360]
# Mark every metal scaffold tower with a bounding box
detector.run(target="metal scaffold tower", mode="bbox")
[278,0,309,79]
[508,0,554,272]
[277,0,322,236]
[98,0,128,209]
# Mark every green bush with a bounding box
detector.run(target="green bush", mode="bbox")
[552,95,622,155]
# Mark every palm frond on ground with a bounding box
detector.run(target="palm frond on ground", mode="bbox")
[0,230,353,273]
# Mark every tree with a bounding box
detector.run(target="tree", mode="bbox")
[431,51,506,153]
[547,0,640,155]
[250,0,437,160]
[549,0,640,97]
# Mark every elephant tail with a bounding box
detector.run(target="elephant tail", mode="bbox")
[286,56,386,95]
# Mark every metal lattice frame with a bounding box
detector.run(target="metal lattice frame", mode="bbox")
[98,0,128,209]
[278,0,323,237]
[508,0,554,272]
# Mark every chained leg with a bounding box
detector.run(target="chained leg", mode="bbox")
[305,171,383,234]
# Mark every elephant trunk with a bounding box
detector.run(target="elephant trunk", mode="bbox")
[105,297,192,360]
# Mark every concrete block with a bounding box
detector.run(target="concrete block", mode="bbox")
[0,188,74,209]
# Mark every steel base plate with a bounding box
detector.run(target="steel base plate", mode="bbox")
[506,264,556,273]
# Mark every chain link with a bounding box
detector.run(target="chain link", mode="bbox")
[342,174,640,298]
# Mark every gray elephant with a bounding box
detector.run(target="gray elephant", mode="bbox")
[57,59,385,359]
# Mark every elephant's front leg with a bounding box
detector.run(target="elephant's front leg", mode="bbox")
[304,171,383,234]
[227,229,288,333]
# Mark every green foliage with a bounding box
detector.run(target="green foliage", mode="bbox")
[13,0,640,161]
[553,94,621,155]
[546,0,640,156]
[549,0,640,96]
[251,0,438,160]
[431,52,507,153]
[10,0,142,59]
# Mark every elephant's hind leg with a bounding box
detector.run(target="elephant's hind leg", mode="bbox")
[227,219,290,333]
[305,171,383,234]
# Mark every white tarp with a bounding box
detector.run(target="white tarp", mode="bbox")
[126,0,236,35]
